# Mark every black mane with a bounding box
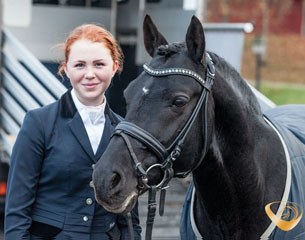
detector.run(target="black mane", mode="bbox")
[208,51,262,115]
[157,42,184,57]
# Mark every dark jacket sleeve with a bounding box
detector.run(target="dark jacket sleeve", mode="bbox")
[5,110,45,240]
[117,201,142,240]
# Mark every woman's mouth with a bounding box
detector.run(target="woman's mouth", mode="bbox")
[83,82,100,89]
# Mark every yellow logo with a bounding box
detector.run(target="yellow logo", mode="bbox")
[265,201,303,231]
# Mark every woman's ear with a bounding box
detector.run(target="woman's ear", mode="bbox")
[112,60,119,75]
[64,66,70,79]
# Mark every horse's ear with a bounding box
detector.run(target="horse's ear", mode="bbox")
[186,16,206,63]
[143,15,168,57]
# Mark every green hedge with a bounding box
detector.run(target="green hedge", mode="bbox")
[259,83,305,105]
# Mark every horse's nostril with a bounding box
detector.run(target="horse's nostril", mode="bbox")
[109,172,121,190]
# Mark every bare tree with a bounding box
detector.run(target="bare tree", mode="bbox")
[0,0,2,78]
[197,0,208,23]
[301,0,305,36]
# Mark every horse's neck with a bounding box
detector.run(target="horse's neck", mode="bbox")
[192,76,287,239]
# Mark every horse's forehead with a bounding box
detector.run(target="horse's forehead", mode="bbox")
[136,79,153,96]
[125,73,153,99]
[151,50,191,69]
[125,46,199,99]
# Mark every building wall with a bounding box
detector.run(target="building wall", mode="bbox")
[206,0,303,34]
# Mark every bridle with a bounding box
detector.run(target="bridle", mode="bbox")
[114,53,215,239]
[113,53,215,240]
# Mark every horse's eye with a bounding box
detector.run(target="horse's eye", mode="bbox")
[173,96,188,107]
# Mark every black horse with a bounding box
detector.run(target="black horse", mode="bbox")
[92,15,305,239]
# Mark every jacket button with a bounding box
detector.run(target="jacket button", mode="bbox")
[83,216,88,222]
[92,164,95,169]
[86,198,93,205]
[89,181,94,188]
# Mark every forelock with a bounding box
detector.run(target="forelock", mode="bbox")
[157,42,184,57]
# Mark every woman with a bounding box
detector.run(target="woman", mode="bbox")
[5,24,142,239]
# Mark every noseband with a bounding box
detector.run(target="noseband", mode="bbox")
[112,53,215,240]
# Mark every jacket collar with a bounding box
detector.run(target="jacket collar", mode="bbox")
[59,89,77,118]
[59,89,122,126]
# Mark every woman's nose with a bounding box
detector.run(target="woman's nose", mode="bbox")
[85,67,95,79]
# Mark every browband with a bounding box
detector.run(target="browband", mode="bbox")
[143,53,215,91]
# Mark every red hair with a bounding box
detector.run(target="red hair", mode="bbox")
[58,24,124,78]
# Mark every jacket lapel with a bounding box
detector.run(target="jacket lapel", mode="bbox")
[59,90,95,160]
[68,113,95,160]
[94,114,116,162]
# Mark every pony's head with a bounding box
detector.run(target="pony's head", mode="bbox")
[92,15,215,214]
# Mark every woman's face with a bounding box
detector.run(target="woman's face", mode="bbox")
[65,39,119,106]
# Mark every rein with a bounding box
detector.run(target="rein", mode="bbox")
[114,53,215,240]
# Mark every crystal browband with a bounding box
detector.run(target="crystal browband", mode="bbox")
[143,64,205,86]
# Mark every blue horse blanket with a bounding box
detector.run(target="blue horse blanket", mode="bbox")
[180,104,305,239]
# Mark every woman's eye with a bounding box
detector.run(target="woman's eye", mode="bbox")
[173,96,188,107]
[95,62,105,67]
[74,63,84,68]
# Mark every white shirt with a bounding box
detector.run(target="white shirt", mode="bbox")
[71,89,106,154]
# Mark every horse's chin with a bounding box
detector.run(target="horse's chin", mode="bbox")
[96,191,139,215]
